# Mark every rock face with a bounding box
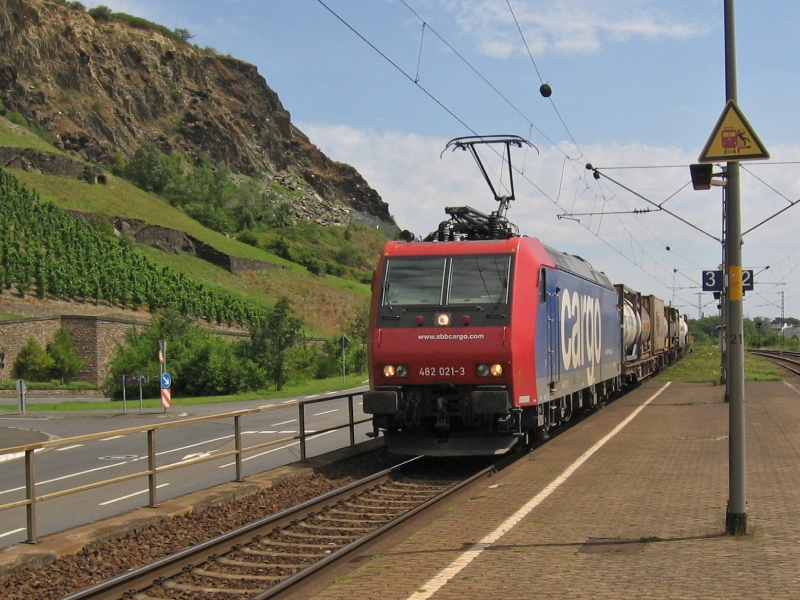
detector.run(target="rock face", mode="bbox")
[0,0,394,225]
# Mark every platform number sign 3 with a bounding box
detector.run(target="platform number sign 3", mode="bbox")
[702,270,722,292]
[702,269,753,293]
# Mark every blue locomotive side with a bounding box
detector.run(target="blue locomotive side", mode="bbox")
[534,266,621,405]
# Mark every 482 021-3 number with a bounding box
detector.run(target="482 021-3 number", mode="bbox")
[419,366,466,377]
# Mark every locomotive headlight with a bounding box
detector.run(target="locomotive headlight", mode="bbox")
[436,313,451,326]
[477,363,504,377]
[382,364,408,378]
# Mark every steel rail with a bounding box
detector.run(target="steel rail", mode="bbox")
[60,456,422,600]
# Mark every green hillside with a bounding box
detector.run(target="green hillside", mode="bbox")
[0,117,383,337]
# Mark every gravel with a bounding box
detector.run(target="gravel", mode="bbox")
[0,448,400,599]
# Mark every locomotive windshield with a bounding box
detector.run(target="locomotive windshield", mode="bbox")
[382,255,510,307]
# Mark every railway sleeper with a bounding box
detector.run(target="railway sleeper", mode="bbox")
[276,530,360,541]
[314,513,392,524]
[213,556,304,572]
[189,566,284,581]
[343,499,408,509]
[328,508,400,518]
[364,493,436,501]
[162,578,259,595]
[296,521,376,533]
[247,544,331,557]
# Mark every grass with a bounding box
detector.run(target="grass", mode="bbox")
[0,380,98,392]
[0,119,62,153]
[0,312,26,321]
[0,373,369,412]
[655,343,783,383]
[5,167,373,336]
[11,169,275,262]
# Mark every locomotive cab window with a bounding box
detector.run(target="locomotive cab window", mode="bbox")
[383,258,447,306]
[447,255,510,305]
[382,255,510,307]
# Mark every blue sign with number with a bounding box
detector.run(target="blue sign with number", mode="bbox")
[702,269,753,292]
[161,373,172,389]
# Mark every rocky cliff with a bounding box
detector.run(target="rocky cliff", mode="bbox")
[0,0,393,224]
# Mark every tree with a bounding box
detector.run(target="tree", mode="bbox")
[173,27,194,41]
[122,142,173,194]
[248,298,302,390]
[346,302,370,374]
[46,327,85,383]
[13,337,54,381]
[102,309,267,398]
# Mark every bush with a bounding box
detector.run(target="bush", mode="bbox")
[236,230,260,248]
[47,327,84,383]
[103,310,267,398]
[121,142,173,194]
[13,337,54,381]
[6,112,28,128]
[183,202,233,234]
[87,5,112,20]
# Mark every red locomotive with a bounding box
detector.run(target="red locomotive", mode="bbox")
[363,137,690,456]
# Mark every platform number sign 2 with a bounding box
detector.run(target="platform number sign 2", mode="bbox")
[702,269,753,292]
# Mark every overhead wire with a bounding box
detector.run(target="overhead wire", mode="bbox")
[398,0,575,161]
[317,0,696,268]
[315,0,795,312]
[505,0,584,157]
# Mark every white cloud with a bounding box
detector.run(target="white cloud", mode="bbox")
[301,122,800,319]
[449,0,708,57]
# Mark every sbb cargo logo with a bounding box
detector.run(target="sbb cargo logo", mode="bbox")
[560,288,602,383]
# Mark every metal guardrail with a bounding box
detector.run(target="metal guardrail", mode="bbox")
[0,391,370,544]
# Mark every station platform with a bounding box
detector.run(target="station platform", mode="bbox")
[302,379,800,600]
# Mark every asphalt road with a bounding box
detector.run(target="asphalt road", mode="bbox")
[0,386,371,548]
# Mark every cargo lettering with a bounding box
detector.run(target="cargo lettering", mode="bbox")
[560,289,602,383]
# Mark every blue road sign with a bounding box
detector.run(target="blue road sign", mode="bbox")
[161,373,172,389]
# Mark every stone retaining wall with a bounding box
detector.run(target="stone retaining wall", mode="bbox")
[0,315,247,385]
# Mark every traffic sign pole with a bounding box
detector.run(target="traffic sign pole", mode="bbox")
[159,340,167,412]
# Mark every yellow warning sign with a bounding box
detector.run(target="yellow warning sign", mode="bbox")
[698,100,769,163]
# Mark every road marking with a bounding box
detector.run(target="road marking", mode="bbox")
[217,431,334,468]
[407,382,671,600]
[258,404,276,409]
[304,394,320,399]
[270,419,296,426]
[99,483,170,506]
[180,451,217,462]
[0,527,25,539]
[313,409,339,416]
[55,444,84,451]
[281,400,296,405]
[1,433,236,495]
[256,430,317,434]
[0,452,24,464]
[100,435,125,441]
[0,461,128,496]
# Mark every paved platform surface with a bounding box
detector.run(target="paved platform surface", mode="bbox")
[302,379,800,600]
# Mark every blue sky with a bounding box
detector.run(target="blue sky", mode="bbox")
[82,1,800,323]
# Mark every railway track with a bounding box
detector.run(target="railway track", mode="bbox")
[749,349,800,376]
[62,455,503,600]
